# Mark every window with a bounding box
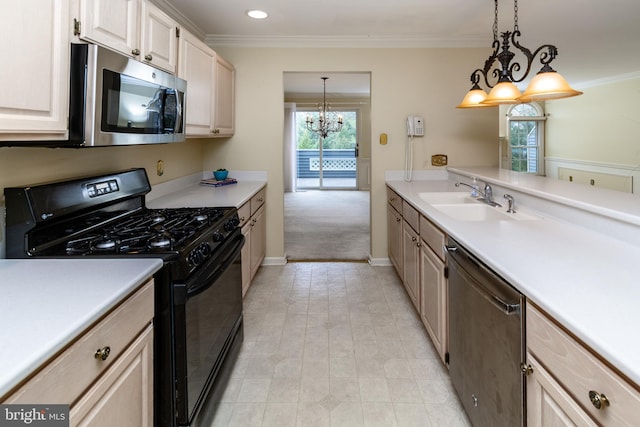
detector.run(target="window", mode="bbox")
[294,110,358,189]
[507,103,546,175]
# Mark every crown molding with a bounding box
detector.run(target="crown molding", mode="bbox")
[204,34,488,49]
[151,0,205,40]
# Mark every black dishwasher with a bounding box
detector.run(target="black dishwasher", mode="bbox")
[445,237,526,427]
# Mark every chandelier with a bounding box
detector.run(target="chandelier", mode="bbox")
[457,0,583,108]
[305,77,344,138]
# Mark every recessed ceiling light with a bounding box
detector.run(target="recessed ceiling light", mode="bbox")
[246,10,268,20]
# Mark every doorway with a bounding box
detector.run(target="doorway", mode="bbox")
[283,72,371,261]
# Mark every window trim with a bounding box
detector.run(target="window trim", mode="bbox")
[506,102,547,175]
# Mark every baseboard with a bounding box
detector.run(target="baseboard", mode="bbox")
[262,256,288,266]
[368,257,392,266]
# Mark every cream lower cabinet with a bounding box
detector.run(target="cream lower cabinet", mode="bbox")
[419,214,447,363]
[526,304,640,427]
[402,217,420,311]
[240,188,266,296]
[387,186,448,363]
[3,280,154,427]
[0,0,70,140]
[387,202,403,279]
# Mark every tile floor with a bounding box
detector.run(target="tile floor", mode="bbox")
[211,262,471,427]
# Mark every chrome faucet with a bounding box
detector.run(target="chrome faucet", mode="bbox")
[504,194,516,213]
[455,181,502,207]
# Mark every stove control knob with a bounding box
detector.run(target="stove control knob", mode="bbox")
[224,217,239,231]
[190,242,211,266]
[212,232,224,242]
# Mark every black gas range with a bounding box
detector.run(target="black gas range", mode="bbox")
[4,168,245,427]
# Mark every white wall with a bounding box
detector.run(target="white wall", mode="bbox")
[545,76,640,166]
[201,47,499,261]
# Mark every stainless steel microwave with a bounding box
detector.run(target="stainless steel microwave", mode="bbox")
[66,43,186,147]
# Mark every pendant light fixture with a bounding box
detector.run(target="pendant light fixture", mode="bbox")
[305,77,344,138]
[457,0,582,108]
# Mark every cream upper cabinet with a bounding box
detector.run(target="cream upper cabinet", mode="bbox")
[78,0,139,57]
[213,54,235,136]
[178,30,215,136]
[77,0,177,73]
[140,0,177,73]
[0,0,70,140]
[178,29,235,137]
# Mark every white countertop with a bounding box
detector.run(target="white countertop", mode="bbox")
[0,258,163,399]
[387,170,640,386]
[147,171,267,209]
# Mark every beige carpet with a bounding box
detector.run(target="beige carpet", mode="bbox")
[284,190,370,261]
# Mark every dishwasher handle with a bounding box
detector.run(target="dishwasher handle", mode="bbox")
[445,245,521,316]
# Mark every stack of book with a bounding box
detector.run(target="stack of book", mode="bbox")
[199,177,238,187]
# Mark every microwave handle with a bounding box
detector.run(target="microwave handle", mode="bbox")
[175,90,184,133]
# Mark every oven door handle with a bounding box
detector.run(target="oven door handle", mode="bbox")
[186,233,245,299]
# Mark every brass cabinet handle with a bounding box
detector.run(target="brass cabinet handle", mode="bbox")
[94,346,111,361]
[520,363,534,376]
[589,390,610,410]
[144,54,152,61]
[396,217,401,222]
[131,48,140,56]
[240,216,245,222]
[211,129,220,134]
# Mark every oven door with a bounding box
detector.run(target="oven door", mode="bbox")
[174,230,244,426]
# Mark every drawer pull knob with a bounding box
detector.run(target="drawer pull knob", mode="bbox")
[145,54,152,61]
[589,390,610,410]
[94,346,111,361]
[131,48,140,56]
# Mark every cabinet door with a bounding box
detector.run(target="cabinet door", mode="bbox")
[419,243,447,363]
[178,30,215,136]
[402,221,420,310]
[387,204,403,278]
[526,353,597,427]
[0,0,70,138]
[70,324,154,427]
[212,54,235,136]
[250,205,266,279]
[140,0,177,73]
[241,221,252,297]
[79,0,139,58]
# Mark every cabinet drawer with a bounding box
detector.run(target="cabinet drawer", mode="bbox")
[6,280,154,405]
[527,304,640,426]
[250,188,266,215]
[238,201,251,227]
[387,187,402,214]
[402,200,419,233]
[420,215,446,260]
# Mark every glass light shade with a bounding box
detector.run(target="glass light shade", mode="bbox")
[456,88,494,108]
[518,72,583,101]
[482,81,522,105]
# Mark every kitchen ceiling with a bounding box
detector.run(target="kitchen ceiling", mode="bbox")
[162,0,640,92]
